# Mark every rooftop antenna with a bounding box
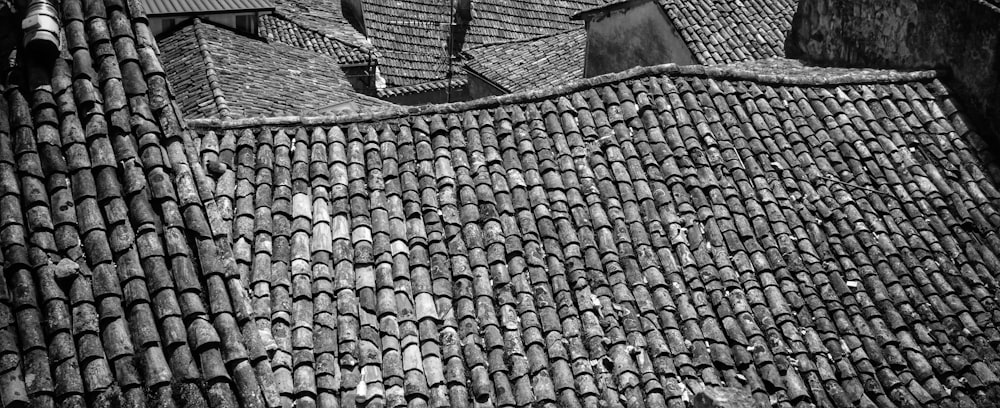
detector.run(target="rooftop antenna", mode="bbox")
[446,0,454,103]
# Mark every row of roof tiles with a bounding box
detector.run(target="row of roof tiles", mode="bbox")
[184,61,1000,407]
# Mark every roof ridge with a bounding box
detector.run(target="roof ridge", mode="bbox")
[190,18,233,119]
[187,61,944,130]
[463,28,580,55]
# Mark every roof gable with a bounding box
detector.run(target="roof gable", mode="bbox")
[158,19,391,119]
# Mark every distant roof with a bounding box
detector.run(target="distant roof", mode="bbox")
[463,29,587,93]
[258,13,375,65]
[357,0,608,87]
[142,0,275,16]
[158,19,391,119]
[185,59,1000,408]
[575,0,797,65]
[270,0,371,50]
[377,76,469,99]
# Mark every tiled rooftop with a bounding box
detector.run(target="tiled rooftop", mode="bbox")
[141,0,275,16]
[186,61,1000,408]
[158,19,391,119]
[270,0,371,53]
[463,29,587,93]
[356,0,607,87]
[0,1,281,407]
[658,0,797,64]
[258,14,375,66]
[3,1,1000,408]
[577,0,798,65]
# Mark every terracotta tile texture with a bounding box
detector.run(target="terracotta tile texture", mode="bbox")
[464,29,587,93]
[258,13,375,66]
[579,0,798,65]
[1,1,279,407]
[352,0,607,87]
[158,19,391,119]
[141,0,274,15]
[657,0,798,64]
[3,0,1000,406]
[187,61,1000,408]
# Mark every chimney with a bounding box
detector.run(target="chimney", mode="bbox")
[785,0,1000,146]
[20,0,60,61]
[454,0,472,24]
[449,0,473,57]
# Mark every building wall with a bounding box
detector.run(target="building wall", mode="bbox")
[466,75,506,99]
[787,0,1000,147]
[152,12,261,36]
[583,1,695,77]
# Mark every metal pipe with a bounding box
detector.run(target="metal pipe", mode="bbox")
[21,0,60,61]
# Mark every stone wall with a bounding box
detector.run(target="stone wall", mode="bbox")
[786,0,1000,144]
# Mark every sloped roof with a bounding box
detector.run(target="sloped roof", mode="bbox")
[0,1,283,407]
[577,0,797,65]
[358,0,607,87]
[142,0,275,16]
[158,19,391,119]
[184,60,1000,408]
[377,76,469,99]
[258,13,375,65]
[270,0,371,51]
[658,0,797,64]
[464,29,587,93]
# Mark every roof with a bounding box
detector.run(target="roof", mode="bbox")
[270,0,372,51]
[141,0,275,16]
[463,29,587,93]
[660,0,797,64]
[358,0,607,87]
[0,1,285,407]
[377,76,469,99]
[185,60,1000,408]
[576,0,797,65]
[258,13,375,66]
[158,19,391,119]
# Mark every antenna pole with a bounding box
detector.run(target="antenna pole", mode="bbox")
[447,0,453,103]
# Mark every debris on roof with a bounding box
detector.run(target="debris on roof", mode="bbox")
[186,61,1000,408]
[464,29,587,93]
[158,18,391,119]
